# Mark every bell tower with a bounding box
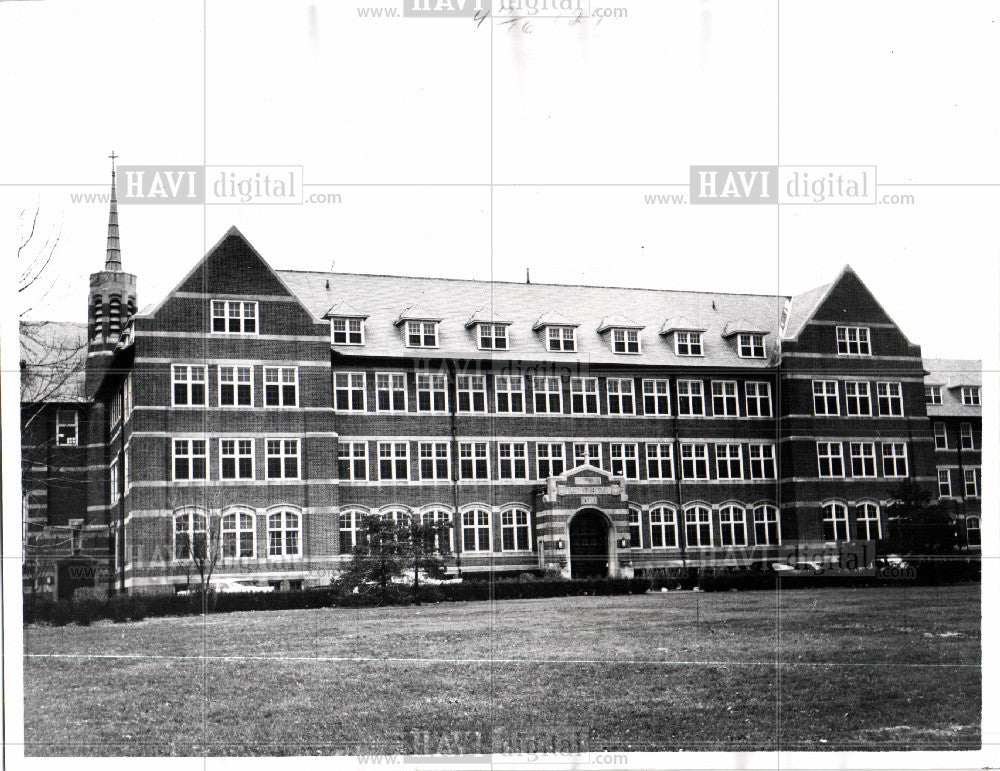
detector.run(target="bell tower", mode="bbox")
[86,152,137,395]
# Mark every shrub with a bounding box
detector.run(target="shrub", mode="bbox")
[109,595,132,623]
[129,596,149,621]
[49,599,73,626]
[72,588,107,626]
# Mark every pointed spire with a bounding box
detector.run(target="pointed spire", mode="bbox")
[105,151,122,271]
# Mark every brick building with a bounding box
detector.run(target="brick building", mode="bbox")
[21,188,983,594]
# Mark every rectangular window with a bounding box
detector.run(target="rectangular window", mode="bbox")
[501,509,531,551]
[933,422,948,450]
[812,380,839,416]
[714,444,743,480]
[961,387,981,406]
[375,373,407,412]
[109,391,122,429]
[849,442,877,478]
[844,381,872,416]
[416,373,448,412]
[967,517,981,546]
[457,374,487,413]
[881,443,908,477]
[220,439,255,480]
[419,442,451,481]
[645,443,674,480]
[744,381,772,417]
[748,444,776,479]
[495,375,525,413]
[109,458,120,505]
[331,317,364,345]
[960,422,975,450]
[609,443,639,479]
[836,326,871,355]
[675,331,703,356]
[676,380,705,416]
[628,508,643,549]
[738,333,766,358]
[459,442,490,480]
[406,320,438,348]
[532,376,563,414]
[331,371,365,411]
[338,442,368,481]
[606,378,636,415]
[536,443,565,479]
[649,508,678,548]
[478,323,509,350]
[570,377,599,414]
[937,469,952,498]
[711,381,739,417]
[925,385,943,405]
[378,442,410,481]
[612,328,641,354]
[817,442,845,478]
[211,300,258,334]
[462,510,492,552]
[964,469,979,498]
[680,443,710,480]
[55,409,79,446]
[265,367,299,407]
[574,442,603,469]
[719,507,748,546]
[876,382,904,416]
[546,326,576,352]
[265,439,300,480]
[498,442,529,480]
[172,365,207,407]
[217,365,252,407]
[684,508,713,547]
[753,506,780,546]
[642,379,670,415]
[173,438,208,481]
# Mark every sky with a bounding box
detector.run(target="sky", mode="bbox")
[2,0,999,360]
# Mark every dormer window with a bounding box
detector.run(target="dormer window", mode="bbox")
[836,326,871,356]
[675,331,703,357]
[961,386,981,406]
[925,385,943,405]
[612,329,641,354]
[406,320,438,348]
[332,317,364,345]
[478,323,508,351]
[211,300,257,334]
[738,333,766,359]
[547,326,576,352]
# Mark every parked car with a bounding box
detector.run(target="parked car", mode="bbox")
[177,579,273,595]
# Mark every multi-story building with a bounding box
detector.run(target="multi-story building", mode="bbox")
[20,187,983,594]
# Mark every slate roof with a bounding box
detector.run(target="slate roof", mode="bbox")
[278,270,787,368]
[924,358,983,418]
[19,321,88,403]
[781,280,832,340]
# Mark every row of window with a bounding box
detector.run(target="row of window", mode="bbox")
[173,508,299,559]
[172,438,300,480]
[937,467,981,499]
[925,385,981,406]
[816,441,909,479]
[933,421,979,451]
[811,380,904,417]
[172,364,296,407]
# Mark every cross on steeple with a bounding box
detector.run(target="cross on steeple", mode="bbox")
[105,151,122,271]
[108,150,118,174]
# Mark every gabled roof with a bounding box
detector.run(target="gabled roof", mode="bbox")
[924,358,982,418]
[394,304,442,325]
[324,301,368,320]
[20,321,88,403]
[781,280,834,340]
[532,311,579,331]
[465,308,512,328]
[596,314,644,333]
[659,315,705,335]
[722,318,770,337]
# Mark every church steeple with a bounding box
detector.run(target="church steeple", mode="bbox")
[105,151,122,271]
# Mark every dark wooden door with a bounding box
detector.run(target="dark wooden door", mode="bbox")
[569,510,609,579]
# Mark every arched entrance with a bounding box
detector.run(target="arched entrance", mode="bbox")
[569,509,610,579]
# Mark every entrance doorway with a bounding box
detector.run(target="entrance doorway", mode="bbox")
[569,509,609,579]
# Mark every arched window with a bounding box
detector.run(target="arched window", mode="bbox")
[419,508,454,552]
[856,502,882,540]
[648,506,677,548]
[382,507,412,528]
[719,505,747,547]
[173,508,207,560]
[628,506,643,549]
[822,502,850,542]
[338,509,364,554]
[461,508,492,552]
[221,509,255,558]
[753,505,781,546]
[500,507,532,552]
[267,509,301,557]
[684,505,713,547]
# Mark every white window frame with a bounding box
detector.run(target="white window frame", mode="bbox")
[267,509,302,558]
[458,442,490,481]
[812,380,839,416]
[378,441,410,481]
[737,333,766,359]
[714,443,743,480]
[331,317,364,345]
[642,379,670,416]
[109,458,120,505]
[218,365,254,408]
[333,371,366,412]
[211,300,258,335]
[172,364,207,407]
[881,442,908,478]
[220,438,255,480]
[456,374,488,413]
[675,331,703,357]
[719,505,748,547]
[844,381,872,417]
[573,442,603,469]
[964,469,979,498]
[711,381,740,417]
[495,375,525,414]
[744,381,772,418]
[822,502,850,542]
[375,372,407,412]
[338,442,368,481]
[546,326,576,352]
[609,443,640,480]
[933,422,948,450]
[628,507,643,549]
[645,443,674,480]
[173,509,208,560]
[676,380,705,417]
[221,509,256,559]
[461,508,492,552]
[856,502,882,540]
[265,438,301,480]
[265,366,299,408]
[684,506,713,548]
[339,509,363,554]
[532,376,563,414]
[415,373,449,413]
[748,443,776,480]
[172,438,208,481]
[876,382,904,417]
[497,442,529,480]
[500,507,532,552]
[925,385,943,405]
[960,422,975,450]
[570,377,600,414]
[817,442,845,478]
[612,328,641,354]
[55,409,79,446]
[606,378,636,415]
[937,468,952,498]
[836,326,871,356]
[536,442,566,479]
[478,323,509,351]
[961,387,981,406]
[418,441,451,481]
[649,506,679,549]
[680,443,710,480]
[848,442,877,478]
[405,320,438,348]
[753,505,781,546]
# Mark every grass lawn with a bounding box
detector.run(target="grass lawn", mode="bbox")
[23,583,980,756]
